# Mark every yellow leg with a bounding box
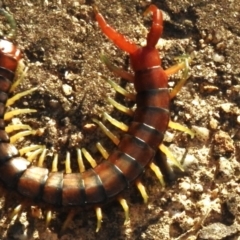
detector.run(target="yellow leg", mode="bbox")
[159,144,184,171]
[5,124,32,133]
[19,145,45,156]
[103,78,135,101]
[4,109,37,121]
[103,112,129,132]
[46,210,52,227]
[65,151,72,174]
[168,120,194,138]
[118,197,130,225]
[51,154,59,173]
[77,148,85,173]
[10,203,24,219]
[25,147,44,162]
[81,148,97,168]
[95,207,103,232]
[37,148,47,167]
[10,130,37,144]
[149,162,165,187]
[101,55,134,82]
[7,87,37,106]
[164,56,191,99]
[92,118,120,145]
[107,97,134,116]
[96,142,109,159]
[10,61,28,92]
[136,180,149,203]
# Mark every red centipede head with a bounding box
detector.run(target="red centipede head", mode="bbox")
[130,46,161,72]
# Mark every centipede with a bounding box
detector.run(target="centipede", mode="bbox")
[0,4,193,234]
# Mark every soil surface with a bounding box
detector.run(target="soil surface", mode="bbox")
[0,0,239,240]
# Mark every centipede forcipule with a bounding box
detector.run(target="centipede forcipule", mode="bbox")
[0,4,193,233]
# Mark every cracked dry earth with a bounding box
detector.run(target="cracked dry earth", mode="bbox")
[0,0,239,240]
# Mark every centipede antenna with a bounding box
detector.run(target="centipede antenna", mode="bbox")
[77,148,85,173]
[46,210,52,227]
[96,142,109,159]
[7,87,37,106]
[81,148,97,168]
[103,112,129,132]
[95,207,103,232]
[92,118,120,145]
[4,108,37,121]
[136,180,149,203]
[107,97,134,116]
[65,151,72,174]
[101,55,135,83]
[149,162,165,187]
[104,78,135,100]
[19,145,45,156]
[5,124,32,133]
[61,209,75,234]
[37,147,47,167]
[168,120,194,138]
[51,154,58,172]
[10,130,37,144]
[118,197,130,225]
[0,9,17,39]
[159,144,184,171]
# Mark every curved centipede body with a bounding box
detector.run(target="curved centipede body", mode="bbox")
[0,4,193,233]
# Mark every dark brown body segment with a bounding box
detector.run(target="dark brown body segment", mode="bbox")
[94,160,127,199]
[82,169,106,204]
[43,172,63,205]
[0,143,19,164]
[134,67,168,92]
[0,157,30,188]
[62,173,85,206]
[108,150,143,183]
[17,166,48,198]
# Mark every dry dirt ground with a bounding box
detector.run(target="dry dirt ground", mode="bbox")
[0,0,239,239]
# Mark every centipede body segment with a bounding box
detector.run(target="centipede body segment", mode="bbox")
[0,5,192,232]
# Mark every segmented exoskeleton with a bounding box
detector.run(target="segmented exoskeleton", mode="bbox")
[0,5,192,232]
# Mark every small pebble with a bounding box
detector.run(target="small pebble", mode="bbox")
[191,125,210,141]
[220,103,233,113]
[212,53,224,63]
[62,84,72,96]
[237,115,240,124]
[209,117,219,129]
